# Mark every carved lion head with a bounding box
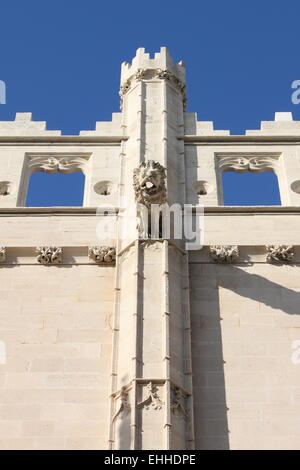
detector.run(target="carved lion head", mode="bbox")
[133,160,166,207]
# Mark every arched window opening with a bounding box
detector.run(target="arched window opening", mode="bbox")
[25,172,85,207]
[222,171,281,206]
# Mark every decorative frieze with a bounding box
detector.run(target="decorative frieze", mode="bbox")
[266,245,294,263]
[217,154,280,174]
[210,245,239,263]
[28,155,90,174]
[88,246,116,264]
[0,247,6,263]
[133,160,167,208]
[36,246,62,265]
[138,382,163,411]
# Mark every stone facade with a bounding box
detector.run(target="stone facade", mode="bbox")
[0,47,300,450]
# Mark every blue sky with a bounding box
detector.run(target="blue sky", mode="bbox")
[1,0,298,205]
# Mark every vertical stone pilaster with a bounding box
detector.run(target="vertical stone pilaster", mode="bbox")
[109,48,194,450]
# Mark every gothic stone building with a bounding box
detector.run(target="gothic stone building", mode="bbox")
[0,48,300,450]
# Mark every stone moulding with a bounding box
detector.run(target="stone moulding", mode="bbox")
[217,154,280,174]
[0,247,6,263]
[28,155,89,174]
[88,246,116,265]
[209,245,239,263]
[137,382,163,411]
[36,246,62,265]
[266,245,294,263]
[133,160,167,208]
[119,67,186,110]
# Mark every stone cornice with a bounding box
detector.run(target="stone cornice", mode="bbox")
[0,136,129,145]
[0,206,300,217]
[182,135,300,144]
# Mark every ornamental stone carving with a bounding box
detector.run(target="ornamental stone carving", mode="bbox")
[119,67,186,110]
[0,247,6,263]
[133,160,167,208]
[171,386,188,419]
[36,247,62,265]
[266,245,294,263]
[28,155,89,174]
[112,386,131,422]
[89,246,116,264]
[210,245,239,263]
[0,181,12,196]
[138,382,163,411]
[217,155,280,173]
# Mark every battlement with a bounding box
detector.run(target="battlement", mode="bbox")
[0,112,61,136]
[246,111,300,136]
[121,46,185,84]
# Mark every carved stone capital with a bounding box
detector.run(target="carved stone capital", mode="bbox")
[89,246,116,265]
[133,160,166,208]
[0,247,6,263]
[36,247,62,265]
[266,245,294,263]
[210,245,239,263]
[119,68,186,110]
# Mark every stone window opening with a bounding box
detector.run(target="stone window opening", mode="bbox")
[216,154,283,206]
[18,153,91,207]
[26,171,85,207]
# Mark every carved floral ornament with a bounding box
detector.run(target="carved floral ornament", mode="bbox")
[266,245,294,263]
[217,155,280,173]
[36,247,62,265]
[0,247,6,263]
[119,68,187,110]
[209,245,239,263]
[88,246,116,265]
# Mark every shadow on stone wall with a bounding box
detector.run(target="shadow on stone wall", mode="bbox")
[191,263,300,450]
[218,265,300,316]
[191,278,230,450]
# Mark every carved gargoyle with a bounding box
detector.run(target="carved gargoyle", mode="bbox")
[133,160,166,208]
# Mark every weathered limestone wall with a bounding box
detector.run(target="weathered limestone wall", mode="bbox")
[0,263,114,450]
[0,213,115,450]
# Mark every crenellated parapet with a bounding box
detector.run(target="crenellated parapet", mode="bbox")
[0,112,61,136]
